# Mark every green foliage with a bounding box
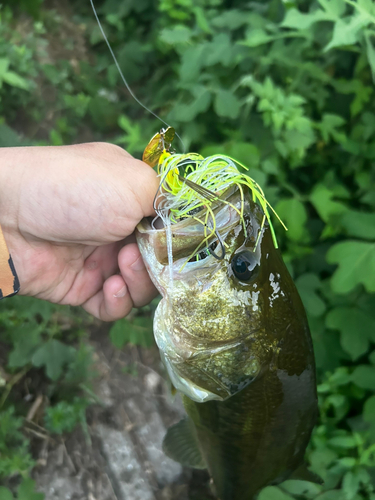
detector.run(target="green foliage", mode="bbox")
[1,296,94,387]
[0,479,44,500]
[44,398,90,434]
[327,241,375,293]
[0,295,95,481]
[0,407,34,478]
[0,0,375,498]
[31,339,75,381]
[110,315,155,349]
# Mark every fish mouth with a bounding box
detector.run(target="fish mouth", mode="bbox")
[137,185,243,269]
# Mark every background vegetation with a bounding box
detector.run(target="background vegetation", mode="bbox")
[0,0,375,498]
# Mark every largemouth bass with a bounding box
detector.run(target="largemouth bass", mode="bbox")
[136,140,318,500]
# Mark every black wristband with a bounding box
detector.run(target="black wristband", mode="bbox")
[0,229,20,299]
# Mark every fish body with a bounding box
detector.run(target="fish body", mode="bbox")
[136,180,317,499]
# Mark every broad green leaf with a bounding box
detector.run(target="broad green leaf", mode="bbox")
[160,26,192,45]
[311,316,347,372]
[170,90,211,122]
[193,6,211,34]
[295,273,326,317]
[179,44,206,83]
[205,33,232,67]
[257,486,294,500]
[310,184,348,223]
[228,142,260,169]
[340,210,375,239]
[275,198,307,242]
[363,395,375,422]
[110,318,128,349]
[240,29,273,47]
[281,9,329,30]
[365,30,375,82]
[0,58,10,76]
[282,127,316,162]
[201,141,260,169]
[356,0,375,11]
[326,241,375,293]
[17,479,44,500]
[326,307,375,359]
[212,9,249,29]
[339,457,357,468]
[32,339,74,381]
[214,90,241,119]
[325,14,368,52]
[309,448,337,474]
[329,436,357,448]
[0,487,13,500]
[63,343,94,385]
[8,324,43,368]
[318,0,346,17]
[351,365,375,390]
[342,470,360,500]
[334,78,373,116]
[318,114,346,143]
[281,479,322,496]
[2,71,30,90]
[110,317,154,349]
[314,492,343,500]
[11,295,55,322]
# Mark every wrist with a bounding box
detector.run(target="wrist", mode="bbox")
[0,147,23,235]
[0,147,23,297]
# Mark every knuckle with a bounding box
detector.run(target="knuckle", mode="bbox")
[75,142,132,159]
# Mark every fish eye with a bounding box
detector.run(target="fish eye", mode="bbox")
[231,251,259,282]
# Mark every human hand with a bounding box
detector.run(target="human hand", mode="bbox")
[0,143,160,320]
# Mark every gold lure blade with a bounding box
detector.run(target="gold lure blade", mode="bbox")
[143,127,175,167]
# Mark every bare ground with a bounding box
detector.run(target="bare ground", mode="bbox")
[32,328,215,500]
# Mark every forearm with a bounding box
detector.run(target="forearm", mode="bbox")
[0,146,25,237]
[0,147,26,296]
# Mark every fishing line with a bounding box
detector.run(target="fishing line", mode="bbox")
[89,0,185,153]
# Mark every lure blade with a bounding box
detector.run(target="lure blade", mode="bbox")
[143,127,175,167]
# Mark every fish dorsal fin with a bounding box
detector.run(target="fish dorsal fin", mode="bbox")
[162,417,206,469]
[289,463,323,484]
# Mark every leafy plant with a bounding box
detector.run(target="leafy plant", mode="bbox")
[1,0,375,498]
[110,314,155,349]
[0,479,44,500]
[0,295,95,481]
[44,398,90,435]
[0,407,34,479]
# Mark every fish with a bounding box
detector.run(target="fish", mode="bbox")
[136,168,318,499]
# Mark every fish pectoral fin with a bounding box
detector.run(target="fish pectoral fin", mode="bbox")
[162,417,206,469]
[289,463,323,484]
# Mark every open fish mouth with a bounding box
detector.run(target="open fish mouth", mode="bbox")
[137,184,241,268]
[136,151,287,403]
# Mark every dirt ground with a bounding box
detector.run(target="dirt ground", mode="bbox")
[31,327,215,500]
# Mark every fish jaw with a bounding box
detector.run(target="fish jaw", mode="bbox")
[136,195,276,403]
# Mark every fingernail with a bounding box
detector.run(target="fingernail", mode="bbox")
[131,256,145,272]
[114,285,127,298]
